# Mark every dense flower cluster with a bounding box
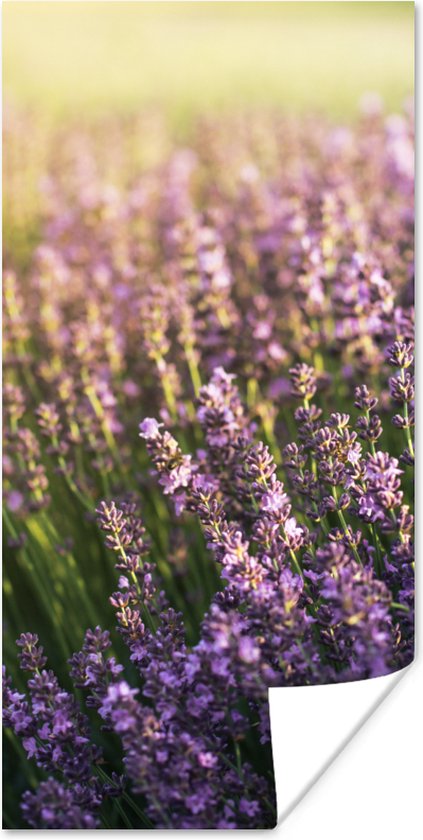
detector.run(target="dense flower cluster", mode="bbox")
[3,637,107,828]
[3,101,414,828]
[139,355,414,685]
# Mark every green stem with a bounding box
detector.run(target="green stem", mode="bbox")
[113,797,133,829]
[369,523,383,576]
[332,489,363,566]
[3,510,71,660]
[96,766,154,828]
[391,601,410,613]
[185,348,202,396]
[399,368,414,458]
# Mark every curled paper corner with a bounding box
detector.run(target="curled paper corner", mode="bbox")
[269,663,413,825]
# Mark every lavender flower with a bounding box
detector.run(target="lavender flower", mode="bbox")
[21,780,101,829]
[3,101,414,828]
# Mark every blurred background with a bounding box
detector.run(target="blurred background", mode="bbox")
[4,1,414,124]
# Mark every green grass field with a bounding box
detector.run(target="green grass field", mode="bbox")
[4,1,414,123]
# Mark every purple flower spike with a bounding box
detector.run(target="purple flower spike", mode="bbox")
[139,417,163,440]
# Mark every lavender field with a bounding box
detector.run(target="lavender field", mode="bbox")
[3,3,414,831]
